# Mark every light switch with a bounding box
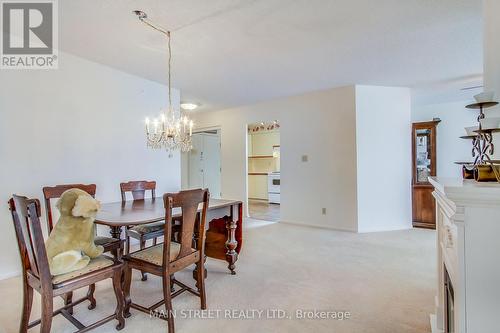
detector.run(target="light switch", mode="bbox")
[322,208,327,215]
[302,155,308,162]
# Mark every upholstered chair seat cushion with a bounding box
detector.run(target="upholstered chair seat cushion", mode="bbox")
[94,236,119,246]
[52,256,114,284]
[129,242,195,266]
[128,222,165,235]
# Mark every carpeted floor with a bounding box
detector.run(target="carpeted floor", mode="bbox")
[0,219,436,333]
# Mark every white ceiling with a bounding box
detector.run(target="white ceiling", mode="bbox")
[59,0,483,111]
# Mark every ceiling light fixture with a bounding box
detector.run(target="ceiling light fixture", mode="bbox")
[180,103,199,110]
[133,10,193,156]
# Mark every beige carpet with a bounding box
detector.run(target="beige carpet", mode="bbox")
[0,219,435,333]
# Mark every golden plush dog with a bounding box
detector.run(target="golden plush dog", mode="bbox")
[45,188,103,276]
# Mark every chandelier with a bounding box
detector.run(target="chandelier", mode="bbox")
[133,10,193,155]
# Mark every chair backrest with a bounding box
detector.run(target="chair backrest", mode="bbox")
[42,184,97,233]
[120,181,156,202]
[163,189,209,262]
[9,195,52,286]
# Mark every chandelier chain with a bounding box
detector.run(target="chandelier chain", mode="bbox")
[134,10,194,155]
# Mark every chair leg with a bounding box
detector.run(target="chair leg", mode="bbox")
[162,274,175,333]
[20,279,33,333]
[123,263,132,318]
[63,291,73,314]
[140,237,148,281]
[87,284,97,310]
[196,259,207,310]
[126,235,131,255]
[40,294,53,333]
[112,269,126,330]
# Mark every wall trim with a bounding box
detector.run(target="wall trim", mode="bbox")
[357,226,413,233]
[280,219,357,233]
[0,270,21,281]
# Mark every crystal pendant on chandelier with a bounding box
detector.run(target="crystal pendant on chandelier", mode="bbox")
[145,109,193,153]
[134,10,193,156]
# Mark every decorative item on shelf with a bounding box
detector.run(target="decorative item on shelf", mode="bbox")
[248,120,280,133]
[454,162,476,179]
[133,10,193,156]
[474,164,498,182]
[458,91,500,181]
[479,117,500,130]
[485,160,500,182]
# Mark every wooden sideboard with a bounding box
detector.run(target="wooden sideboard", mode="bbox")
[429,177,500,333]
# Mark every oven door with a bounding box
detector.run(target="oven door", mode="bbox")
[268,175,280,193]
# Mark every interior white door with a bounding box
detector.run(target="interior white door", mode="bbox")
[188,134,203,188]
[187,132,221,198]
[201,133,221,198]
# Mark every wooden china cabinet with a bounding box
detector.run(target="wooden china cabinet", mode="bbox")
[412,120,440,229]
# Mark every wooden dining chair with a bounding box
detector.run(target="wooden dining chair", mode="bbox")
[123,189,210,333]
[9,194,125,333]
[43,184,122,311]
[121,181,162,256]
[43,184,122,255]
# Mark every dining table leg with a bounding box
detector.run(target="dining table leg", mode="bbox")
[109,226,123,260]
[110,226,122,240]
[225,204,240,275]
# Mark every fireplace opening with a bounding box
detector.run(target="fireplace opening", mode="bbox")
[444,266,455,333]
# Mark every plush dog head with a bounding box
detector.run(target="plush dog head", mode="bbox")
[56,188,101,218]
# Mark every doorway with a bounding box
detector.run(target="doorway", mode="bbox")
[247,121,280,222]
[182,129,221,198]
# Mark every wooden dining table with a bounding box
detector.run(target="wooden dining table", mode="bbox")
[95,198,243,275]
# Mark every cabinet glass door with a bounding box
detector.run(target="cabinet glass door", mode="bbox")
[415,128,432,183]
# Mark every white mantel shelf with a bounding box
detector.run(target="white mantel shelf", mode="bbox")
[429,177,500,207]
[429,177,500,333]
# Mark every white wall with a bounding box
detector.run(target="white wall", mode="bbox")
[192,86,359,231]
[484,0,500,157]
[0,52,181,279]
[412,100,477,178]
[484,0,500,106]
[355,86,412,232]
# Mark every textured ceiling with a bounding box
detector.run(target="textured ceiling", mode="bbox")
[59,0,483,111]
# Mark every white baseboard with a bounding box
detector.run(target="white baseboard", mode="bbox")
[357,226,413,233]
[0,270,21,281]
[280,220,357,232]
[430,314,443,333]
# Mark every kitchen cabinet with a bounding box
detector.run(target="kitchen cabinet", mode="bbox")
[248,174,268,200]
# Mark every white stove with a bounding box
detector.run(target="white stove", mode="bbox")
[268,172,280,204]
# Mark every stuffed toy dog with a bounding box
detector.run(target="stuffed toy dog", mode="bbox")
[45,188,104,276]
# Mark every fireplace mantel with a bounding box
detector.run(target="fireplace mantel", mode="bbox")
[429,177,500,333]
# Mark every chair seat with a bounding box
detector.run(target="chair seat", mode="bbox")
[129,242,195,266]
[128,222,165,235]
[52,256,114,284]
[95,236,119,246]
